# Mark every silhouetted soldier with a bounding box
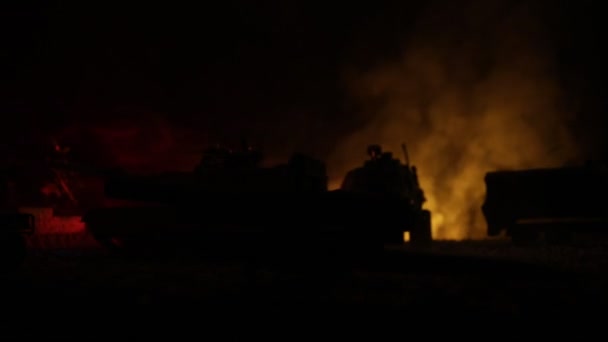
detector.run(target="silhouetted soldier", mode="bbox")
[367,144,382,160]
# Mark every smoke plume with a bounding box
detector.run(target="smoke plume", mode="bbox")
[327,1,581,239]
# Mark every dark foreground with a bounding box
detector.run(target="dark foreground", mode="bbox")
[2,234,608,336]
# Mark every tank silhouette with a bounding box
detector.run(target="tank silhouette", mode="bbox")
[84,143,364,257]
[482,163,608,244]
[339,144,432,245]
[82,142,432,258]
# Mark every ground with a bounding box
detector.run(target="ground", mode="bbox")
[2,233,608,336]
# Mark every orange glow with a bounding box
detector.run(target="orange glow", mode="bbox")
[327,2,581,240]
[327,179,342,191]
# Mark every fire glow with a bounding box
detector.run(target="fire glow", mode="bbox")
[327,1,580,240]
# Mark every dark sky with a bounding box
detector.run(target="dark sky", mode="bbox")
[3,2,413,125]
[2,0,607,166]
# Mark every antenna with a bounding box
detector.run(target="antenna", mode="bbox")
[401,143,410,166]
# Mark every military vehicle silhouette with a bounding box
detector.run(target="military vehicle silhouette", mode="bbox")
[339,144,432,245]
[482,163,608,244]
[82,142,432,258]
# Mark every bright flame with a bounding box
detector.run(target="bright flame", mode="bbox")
[328,1,581,240]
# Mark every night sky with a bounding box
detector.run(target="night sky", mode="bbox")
[2,0,607,169]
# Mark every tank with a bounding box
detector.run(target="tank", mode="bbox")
[83,143,388,258]
[83,142,433,258]
[481,163,608,243]
[339,144,432,245]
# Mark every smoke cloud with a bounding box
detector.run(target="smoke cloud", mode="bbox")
[327,1,581,239]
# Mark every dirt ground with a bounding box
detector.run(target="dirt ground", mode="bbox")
[2,234,608,336]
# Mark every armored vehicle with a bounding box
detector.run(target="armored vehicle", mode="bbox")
[83,143,369,257]
[339,144,432,245]
[82,143,432,258]
[481,163,608,243]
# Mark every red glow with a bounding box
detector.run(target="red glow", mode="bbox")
[55,118,205,174]
[40,183,61,197]
[18,207,85,234]
[110,237,126,248]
